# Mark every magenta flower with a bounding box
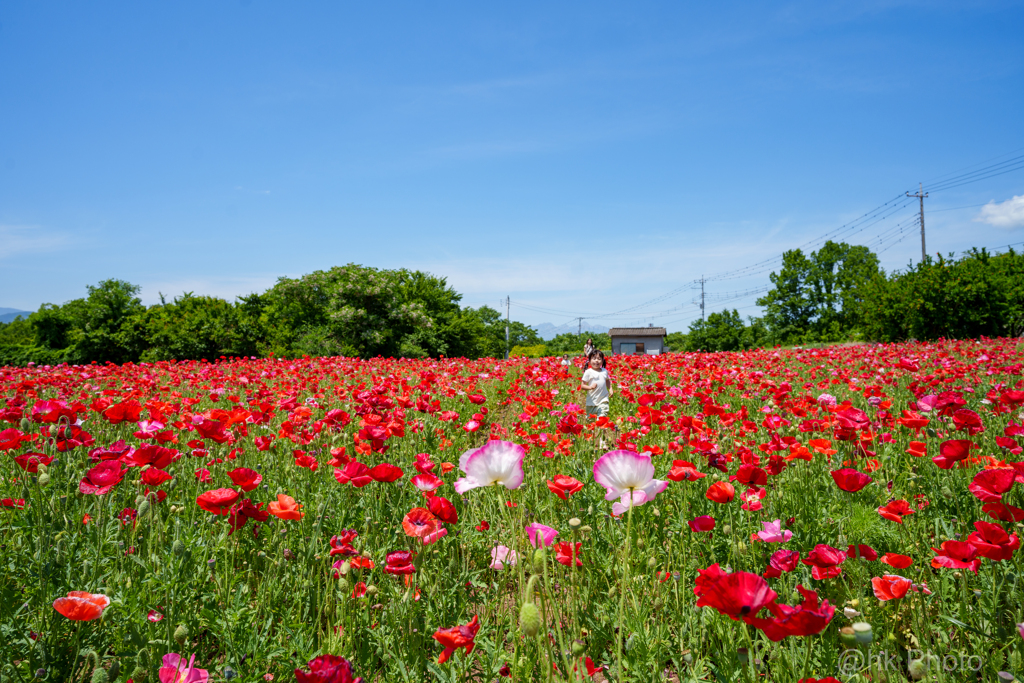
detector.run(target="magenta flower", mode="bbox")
[454,440,525,494]
[593,450,668,516]
[757,520,793,543]
[689,515,716,532]
[526,523,559,548]
[159,653,208,683]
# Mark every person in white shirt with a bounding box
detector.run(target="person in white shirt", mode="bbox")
[580,350,612,418]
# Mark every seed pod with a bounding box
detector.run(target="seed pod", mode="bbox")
[839,626,857,647]
[569,518,581,528]
[173,624,188,648]
[519,602,541,637]
[852,622,873,644]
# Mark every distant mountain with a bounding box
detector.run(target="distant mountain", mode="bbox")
[0,308,32,324]
[533,321,610,341]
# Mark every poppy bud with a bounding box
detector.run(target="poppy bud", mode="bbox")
[607,587,616,599]
[519,602,540,637]
[580,525,592,533]
[647,557,657,569]
[533,548,546,566]
[138,499,151,519]
[130,665,147,681]
[722,525,732,535]
[571,640,585,656]
[91,667,109,683]
[172,540,184,557]
[38,473,50,487]
[337,560,351,576]
[168,477,178,491]
[173,624,188,647]
[135,494,146,506]
[338,578,350,593]
[108,660,119,681]
[569,518,581,528]
[20,418,30,432]
[940,486,953,499]
[636,538,645,548]
[366,584,378,595]
[852,622,872,644]
[49,425,58,437]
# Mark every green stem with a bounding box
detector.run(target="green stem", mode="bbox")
[615,496,634,683]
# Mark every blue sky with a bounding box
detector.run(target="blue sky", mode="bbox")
[2,1,1023,332]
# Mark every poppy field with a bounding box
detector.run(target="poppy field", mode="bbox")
[2,338,1024,682]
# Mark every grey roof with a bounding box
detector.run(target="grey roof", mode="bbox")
[608,327,667,337]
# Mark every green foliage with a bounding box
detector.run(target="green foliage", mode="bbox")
[544,331,610,355]
[860,247,1024,341]
[684,309,767,351]
[133,293,247,362]
[757,241,880,345]
[664,331,686,352]
[464,306,542,359]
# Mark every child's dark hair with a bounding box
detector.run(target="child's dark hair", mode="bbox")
[588,349,607,369]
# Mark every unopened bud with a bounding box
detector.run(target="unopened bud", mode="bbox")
[647,557,657,569]
[138,499,151,518]
[173,624,188,647]
[91,667,109,683]
[171,540,184,556]
[519,602,541,637]
[571,640,586,656]
[38,473,50,487]
[533,548,546,566]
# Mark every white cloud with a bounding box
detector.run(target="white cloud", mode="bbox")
[0,225,73,259]
[974,195,1024,230]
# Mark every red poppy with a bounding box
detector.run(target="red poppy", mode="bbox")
[1,498,26,509]
[254,435,275,451]
[268,494,304,520]
[830,468,872,493]
[294,655,363,683]
[846,544,877,561]
[968,468,1016,502]
[102,400,143,424]
[427,496,458,525]
[402,508,440,539]
[140,467,173,487]
[666,460,707,482]
[384,550,416,575]
[881,553,913,569]
[801,544,847,580]
[967,521,1020,561]
[932,439,975,469]
[226,467,263,492]
[688,515,716,532]
[0,428,27,451]
[733,464,768,487]
[763,549,800,578]
[745,584,835,641]
[14,452,53,473]
[433,615,480,664]
[53,591,110,621]
[147,609,164,622]
[694,564,777,620]
[706,481,736,503]
[951,408,984,435]
[79,461,125,495]
[475,519,490,532]
[334,461,373,487]
[878,499,915,524]
[411,473,443,493]
[369,463,403,483]
[555,541,583,567]
[871,575,912,601]
[124,444,180,469]
[227,498,269,534]
[982,502,1024,522]
[196,488,240,516]
[931,540,981,573]
[546,474,584,499]
[906,440,927,457]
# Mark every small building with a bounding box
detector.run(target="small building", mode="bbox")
[608,326,667,355]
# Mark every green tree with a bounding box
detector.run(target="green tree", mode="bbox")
[64,280,146,364]
[134,293,245,362]
[463,306,542,358]
[544,331,610,356]
[684,309,747,351]
[757,241,880,344]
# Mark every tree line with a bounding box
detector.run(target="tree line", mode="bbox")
[0,264,543,365]
[676,242,1024,352]
[3,246,1021,364]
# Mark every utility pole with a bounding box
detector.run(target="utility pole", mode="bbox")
[907,183,928,262]
[576,317,583,335]
[700,276,706,322]
[504,296,510,360]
